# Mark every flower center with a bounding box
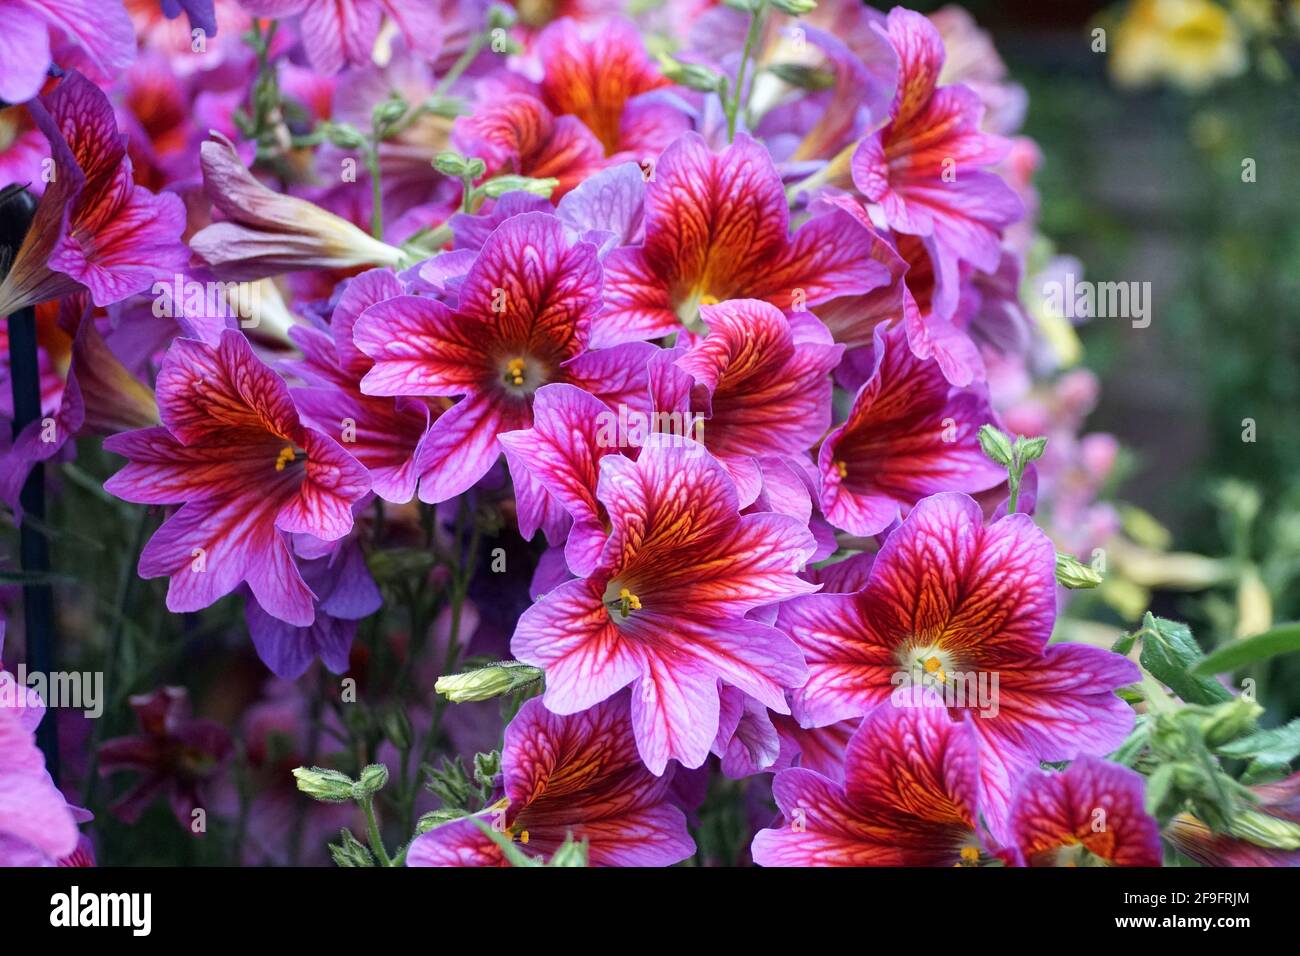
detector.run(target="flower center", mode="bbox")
[835,460,848,479]
[602,580,643,620]
[898,644,957,691]
[954,845,982,868]
[274,445,298,472]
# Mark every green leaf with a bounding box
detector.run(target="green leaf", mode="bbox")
[1138,614,1232,705]
[1191,623,1300,676]
[1216,718,1300,765]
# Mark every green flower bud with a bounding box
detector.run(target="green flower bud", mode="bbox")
[293,766,355,803]
[435,662,544,703]
[769,0,818,15]
[656,53,726,93]
[1055,552,1104,589]
[433,149,472,177]
[473,750,502,790]
[1014,434,1048,463]
[353,763,390,799]
[546,834,590,867]
[1228,808,1300,851]
[977,424,1014,467]
[425,756,475,809]
[1202,696,1263,748]
[487,4,517,29]
[329,828,375,867]
[481,175,559,199]
[417,810,466,834]
[324,122,367,150]
[382,709,413,751]
[371,97,408,130]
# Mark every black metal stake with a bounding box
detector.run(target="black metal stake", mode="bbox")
[2,184,59,782]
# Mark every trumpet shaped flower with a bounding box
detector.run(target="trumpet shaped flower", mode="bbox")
[0,71,187,317]
[407,694,694,866]
[354,211,652,503]
[512,439,817,774]
[817,322,1004,536]
[751,688,987,866]
[596,133,893,347]
[850,8,1022,279]
[778,492,1139,839]
[1007,757,1162,867]
[104,330,370,626]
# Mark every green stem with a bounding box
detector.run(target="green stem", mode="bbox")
[361,795,394,866]
[727,6,766,142]
[435,31,489,98]
[366,134,384,240]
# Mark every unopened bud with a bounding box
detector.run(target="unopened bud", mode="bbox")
[353,763,390,798]
[481,175,558,199]
[769,0,818,15]
[978,424,1014,467]
[656,53,726,93]
[329,828,375,867]
[1055,552,1103,589]
[293,766,355,803]
[435,662,544,703]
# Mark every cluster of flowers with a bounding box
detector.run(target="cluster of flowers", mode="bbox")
[0,0,1286,868]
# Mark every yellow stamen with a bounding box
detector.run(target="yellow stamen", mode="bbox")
[519,830,530,845]
[835,460,848,479]
[698,294,720,306]
[274,446,297,472]
[922,655,946,684]
[619,587,642,611]
[960,846,980,863]
[505,357,527,387]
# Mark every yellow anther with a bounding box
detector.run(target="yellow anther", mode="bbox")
[519,830,530,845]
[505,357,527,387]
[960,846,980,863]
[274,446,297,472]
[835,460,848,479]
[698,294,720,306]
[619,587,642,611]
[923,656,943,674]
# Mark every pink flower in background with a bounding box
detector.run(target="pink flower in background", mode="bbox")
[817,322,1004,536]
[104,330,371,626]
[0,623,82,866]
[97,687,232,826]
[0,0,135,105]
[407,694,694,866]
[851,8,1022,282]
[512,440,816,774]
[237,0,443,75]
[0,72,188,317]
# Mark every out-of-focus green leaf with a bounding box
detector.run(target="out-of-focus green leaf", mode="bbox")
[1192,623,1300,675]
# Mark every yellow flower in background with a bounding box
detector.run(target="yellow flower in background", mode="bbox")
[1110,0,1247,92]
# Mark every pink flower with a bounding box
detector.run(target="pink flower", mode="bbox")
[648,299,843,509]
[104,330,371,626]
[817,322,1004,536]
[237,0,443,75]
[0,0,135,105]
[354,211,652,503]
[778,492,1138,839]
[850,8,1022,281]
[512,439,816,774]
[1007,757,1162,867]
[752,688,988,866]
[407,694,694,866]
[0,622,81,865]
[596,132,893,347]
[0,72,188,317]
